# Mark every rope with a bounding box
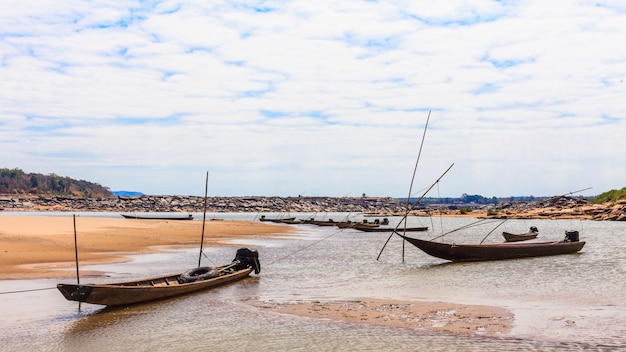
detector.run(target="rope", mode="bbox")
[0,287,56,295]
[264,227,345,267]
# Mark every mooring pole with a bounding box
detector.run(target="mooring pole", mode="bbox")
[198,171,209,267]
[73,214,80,284]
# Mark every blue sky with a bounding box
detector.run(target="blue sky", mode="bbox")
[1,1,625,198]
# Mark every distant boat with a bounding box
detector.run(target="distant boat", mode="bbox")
[259,215,297,223]
[356,226,428,233]
[57,248,260,307]
[309,219,339,226]
[337,218,390,229]
[121,213,194,220]
[399,231,584,262]
[502,226,539,242]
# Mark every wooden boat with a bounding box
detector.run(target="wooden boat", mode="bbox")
[335,221,364,229]
[399,231,584,262]
[259,215,296,223]
[502,226,539,242]
[338,218,390,229]
[309,219,341,226]
[356,226,428,233]
[57,248,260,307]
[121,213,193,220]
[275,218,304,224]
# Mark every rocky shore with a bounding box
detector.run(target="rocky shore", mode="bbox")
[0,195,405,214]
[0,195,624,221]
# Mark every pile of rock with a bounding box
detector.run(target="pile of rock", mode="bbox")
[490,196,626,221]
[2,195,624,221]
[0,195,406,214]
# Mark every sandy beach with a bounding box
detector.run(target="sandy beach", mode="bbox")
[0,215,291,280]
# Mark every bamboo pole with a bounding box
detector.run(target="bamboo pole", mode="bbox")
[377,163,454,261]
[198,171,209,268]
[73,214,80,284]
[399,111,431,261]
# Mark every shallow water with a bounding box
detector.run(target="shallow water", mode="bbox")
[0,214,624,351]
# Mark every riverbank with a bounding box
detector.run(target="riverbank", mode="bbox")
[0,215,291,280]
[2,195,624,221]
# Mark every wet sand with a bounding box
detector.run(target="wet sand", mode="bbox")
[261,298,513,336]
[0,215,291,279]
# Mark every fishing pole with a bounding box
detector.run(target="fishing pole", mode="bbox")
[400,111,431,262]
[376,163,454,261]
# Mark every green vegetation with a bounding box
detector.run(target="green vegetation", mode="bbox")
[486,209,499,216]
[458,207,473,214]
[0,168,114,198]
[590,187,626,204]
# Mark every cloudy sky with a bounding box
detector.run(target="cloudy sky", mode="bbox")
[1,1,624,198]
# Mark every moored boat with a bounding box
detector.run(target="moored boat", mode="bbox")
[502,226,539,242]
[259,215,296,223]
[57,248,260,307]
[399,231,584,262]
[356,226,428,233]
[121,213,193,220]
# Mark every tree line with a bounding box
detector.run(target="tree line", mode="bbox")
[0,168,114,198]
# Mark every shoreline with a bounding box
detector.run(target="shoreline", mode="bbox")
[0,215,292,280]
[2,194,624,221]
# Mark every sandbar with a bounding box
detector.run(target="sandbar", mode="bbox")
[259,298,513,336]
[0,215,291,280]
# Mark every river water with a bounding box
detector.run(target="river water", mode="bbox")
[0,213,624,351]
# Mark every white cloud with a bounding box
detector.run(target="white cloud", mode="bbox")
[1,0,625,197]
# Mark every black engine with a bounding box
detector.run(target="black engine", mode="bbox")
[232,248,261,274]
[564,230,580,242]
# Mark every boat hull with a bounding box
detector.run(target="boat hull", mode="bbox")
[121,214,193,220]
[356,226,428,233]
[502,231,538,242]
[57,268,252,307]
[400,236,585,262]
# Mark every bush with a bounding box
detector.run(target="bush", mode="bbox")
[590,187,626,204]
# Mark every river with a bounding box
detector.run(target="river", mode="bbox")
[0,213,624,351]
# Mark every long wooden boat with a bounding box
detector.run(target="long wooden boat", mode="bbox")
[259,215,296,223]
[399,232,584,262]
[121,213,193,220]
[309,219,341,226]
[57,248,260,307]
[335,221,367,229]
[337,218,391,229]
[502,226,538,242]
[356,226,428,233]
[502,231,538,242]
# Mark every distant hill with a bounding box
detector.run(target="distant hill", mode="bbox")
[590,187,626,204]
[0,168,114,198]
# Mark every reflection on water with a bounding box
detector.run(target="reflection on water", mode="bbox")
[0,215,624,351]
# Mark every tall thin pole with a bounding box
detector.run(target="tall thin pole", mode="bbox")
[377,163,454,261]
[73,214,80,284]
[402,111,430,262]
[198,171,209,267]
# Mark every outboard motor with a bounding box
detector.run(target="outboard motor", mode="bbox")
[233,248,261,274]
[564,230,579,242]
[530,226,538,233]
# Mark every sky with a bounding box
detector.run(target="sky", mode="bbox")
[1,1,625,198]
